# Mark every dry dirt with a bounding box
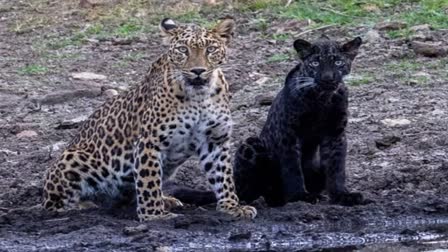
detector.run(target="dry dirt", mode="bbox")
[1,1,448,251]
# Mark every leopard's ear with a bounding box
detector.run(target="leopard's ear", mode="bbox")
[213,16,235,45]
[293,39,318,58]
[160,18,178,37]
[342,37,362,60]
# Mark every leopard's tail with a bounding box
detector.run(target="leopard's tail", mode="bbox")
[170,136,272,206]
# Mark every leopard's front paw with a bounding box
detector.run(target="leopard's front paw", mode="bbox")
[138,211,179,222]
[217,200,257,219]
[163,195,183,210]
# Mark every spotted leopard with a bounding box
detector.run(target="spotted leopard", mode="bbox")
[42,17,257,221]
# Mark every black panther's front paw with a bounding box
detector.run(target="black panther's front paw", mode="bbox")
[292,191,322,204]
[330,192,365,206]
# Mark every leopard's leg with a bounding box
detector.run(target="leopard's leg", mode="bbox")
[199,140,257,219]
[320,132,363,206]
[43,149,99,211]
[134,139,177,222]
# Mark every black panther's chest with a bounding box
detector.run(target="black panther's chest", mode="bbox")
[292,92,348,139]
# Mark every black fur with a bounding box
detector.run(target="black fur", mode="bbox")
[172,37,365,207]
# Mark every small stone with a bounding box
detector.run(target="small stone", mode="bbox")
[380,118,411,127]
[375,135,401,150]
[255,76,270,86]
[16,130,38,138]
[374,21,407,31]
[364,30,382,43]
[256,94,274,106]
[71,72,107,80]
[103,89,119,98]
[117,86,128,91]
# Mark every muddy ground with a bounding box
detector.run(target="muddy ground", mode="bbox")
[1,1,448,251]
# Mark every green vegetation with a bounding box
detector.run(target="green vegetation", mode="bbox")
[267,53,290,63]
[18,64,49,75]
[236,0,447,38]
[346,74,375,86]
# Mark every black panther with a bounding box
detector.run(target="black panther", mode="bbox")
[171,36,365,207]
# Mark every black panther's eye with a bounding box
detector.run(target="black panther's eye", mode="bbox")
[309,61,319,67]
[207,46,217,53]
[335,60,344,66]
[177,46,188,53]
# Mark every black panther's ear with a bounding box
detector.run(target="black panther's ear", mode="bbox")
[160,18,178,37]
[342,37,362,60]
[293,39,318,58]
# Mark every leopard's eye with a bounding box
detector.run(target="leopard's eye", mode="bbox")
[335,60,344,66]
[207,46,217,53]
[177,46,188,53]
[310,61,320,67]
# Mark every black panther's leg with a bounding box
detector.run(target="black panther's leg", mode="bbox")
[234,136,271,204]
[320,132,363,206]
[274,142,318,205]
[302,148,326,195]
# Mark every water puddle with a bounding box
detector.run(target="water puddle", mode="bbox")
[168,216,448,251]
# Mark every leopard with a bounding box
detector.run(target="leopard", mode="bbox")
[171,36,366,208]
[42,17,257,222]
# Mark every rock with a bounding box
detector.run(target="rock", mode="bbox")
[375,135,401,150]
[256,94,274,106]
[380,118,411,127]
[35,89,102,105]
[16,130,38,138]
[123,224,149,235]
[228,232,251,241]
[71,72,107,80]
[374,21,407,31]
[411,41,448,57]
[55,115,88,130]
[364,30,382,43]
[410,24,431,32]
[103,89,119,98]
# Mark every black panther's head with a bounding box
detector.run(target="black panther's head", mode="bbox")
[293,36,362,91]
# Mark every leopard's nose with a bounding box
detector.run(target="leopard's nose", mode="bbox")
[190,68,206,76]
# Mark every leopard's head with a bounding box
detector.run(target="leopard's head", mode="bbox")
[293,36,362,91]
[160,17,235,87]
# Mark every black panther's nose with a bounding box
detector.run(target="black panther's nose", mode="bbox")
[320,71,335,83]
[190,68,206,76]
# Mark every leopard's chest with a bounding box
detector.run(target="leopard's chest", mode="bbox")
[159,103,230,179]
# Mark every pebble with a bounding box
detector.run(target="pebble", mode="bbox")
[103,89,119,98]
[71,72,107,80]
[16,130,38,138]
[380,118,411,127]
